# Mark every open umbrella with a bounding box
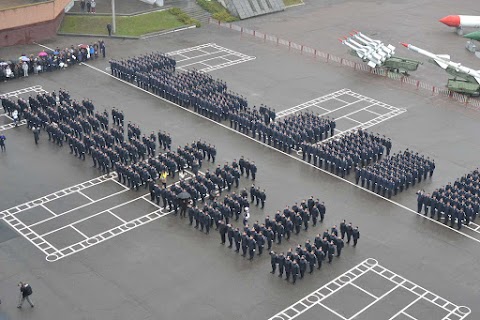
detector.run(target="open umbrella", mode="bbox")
[19,56,29,62]
[38,51,48,57]
[78,44,89,49]
[0,62,8,66]
[176,191,191,200]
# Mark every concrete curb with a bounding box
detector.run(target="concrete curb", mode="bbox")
[140,25,197,39]
[57,32,140,39]
[66,8,166,17]
[57,24,196,40]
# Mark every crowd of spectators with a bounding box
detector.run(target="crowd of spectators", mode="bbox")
[1,41,106,81]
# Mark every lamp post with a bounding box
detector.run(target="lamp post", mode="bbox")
[111,0,116,34]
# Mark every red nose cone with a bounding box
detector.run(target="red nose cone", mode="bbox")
[400,42,409,48]
[439,15,461,27]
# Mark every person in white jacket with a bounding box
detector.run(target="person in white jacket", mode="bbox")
[243,207,250,226]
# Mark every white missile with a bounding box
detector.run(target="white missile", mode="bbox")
[440,15,480,29]
[401,42,480,85]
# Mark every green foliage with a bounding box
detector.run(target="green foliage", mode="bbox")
[283,0,303,6]
[59,10,189,36]
[212,11,237,22]
[196,0,237,22]
[168,8,201,28]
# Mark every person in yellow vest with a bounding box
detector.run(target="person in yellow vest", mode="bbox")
[160,171,167,188]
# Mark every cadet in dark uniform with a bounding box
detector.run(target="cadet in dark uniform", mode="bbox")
[346,223,353,244]
[219,221,227,244]
[227,224,234,248]
[277,252,285,277]
[234,228,241,252]
[291,260,300,284]
[270,251,278,274]
[248,235,256,260]
[314,247,325,269]
[336,237,344,257]
[352,226,360,247]
[308,250,316,273]
[340,219,347,239]
[299,256,307,279]
[284,256,292,282]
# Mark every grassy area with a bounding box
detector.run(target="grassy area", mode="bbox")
[196,0,237,22]
[59,9,199,37]
[283,0,303,6]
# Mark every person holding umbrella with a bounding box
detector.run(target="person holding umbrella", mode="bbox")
[177,191,191,218]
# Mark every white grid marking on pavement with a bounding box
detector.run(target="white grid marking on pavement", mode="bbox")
[277,89,406,146]
[166,43,256,73]
[0,171,190,262]
[78,61,480,245]
[268,258,471,320]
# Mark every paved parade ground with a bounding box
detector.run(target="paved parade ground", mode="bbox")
[2,0,480,319]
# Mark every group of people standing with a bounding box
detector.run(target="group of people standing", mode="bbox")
[270,221,360,284]
[417,168,480,229]
[301,129,390,176]
[358,149,435,198]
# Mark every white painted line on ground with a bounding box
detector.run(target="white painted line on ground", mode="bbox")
[141,195,163,209]
[387,294,425,320]
[70,225,89,239]
[141,25,197,39]
[41,204,58,217]
[109,176,131,190]
[318,302,347,320]
[276,89,350,118]
[79,62,480,245]
[402,312,418,320]
[331,102,377,120]
[39,192,155,237]
[28,188,130,228]
[173,50,221,63]
[349,281,404,320]
[317,99,365,118]
[107,210,127,223]
[165,43,215,56]
[365,108,382,116]
[333,97,349,104]
[268,258,377,320]
[270,258,471,320]
[33,42,54,51]
[349,281,379,299]
[313,105,331,112]
[343,116,363,124]
[78,190,94,202]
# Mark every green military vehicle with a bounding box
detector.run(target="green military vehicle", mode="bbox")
[447,78,480,96]
[382,56,421,75]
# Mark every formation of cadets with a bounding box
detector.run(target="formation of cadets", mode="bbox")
[417,169,480,229]
[269,221,360,284]
[152,157,262,216]
[0,89,223,189]
[302,129,390,176]
[357,149,435,198]
[109,53,343,158]
[217,198,320,261]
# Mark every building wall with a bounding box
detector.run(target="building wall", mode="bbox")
[0,0,71,47]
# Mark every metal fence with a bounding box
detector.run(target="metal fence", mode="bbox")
[209,18,480,111]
